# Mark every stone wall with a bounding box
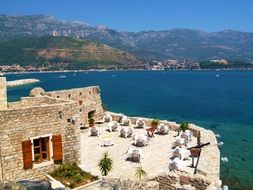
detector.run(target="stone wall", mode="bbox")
[149,171,213,190]
[8,96,70,109]
[0,77,7,110]
[42,86,104,126]
[0,99,81,182]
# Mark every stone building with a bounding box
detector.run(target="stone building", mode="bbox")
[0,77,103,182]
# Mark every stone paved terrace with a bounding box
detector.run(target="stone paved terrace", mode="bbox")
[80,123,199,179]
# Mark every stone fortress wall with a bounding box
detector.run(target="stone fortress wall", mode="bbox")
[0,77,104,182]
[40,86,104,126]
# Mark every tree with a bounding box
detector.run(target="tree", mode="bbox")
[98,151,113,176]
[135,165,147,181]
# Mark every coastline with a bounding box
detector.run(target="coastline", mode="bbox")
[2,68,253,75]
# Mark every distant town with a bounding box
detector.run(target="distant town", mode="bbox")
[1,59,253,72]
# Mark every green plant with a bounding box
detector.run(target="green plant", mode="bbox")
[135,165,147,181]
[180,122,189,132]
[50,162,98,188]
[98,151,113,176]
[151,119,159,128]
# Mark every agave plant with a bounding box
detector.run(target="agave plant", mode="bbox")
[135,165,147,181]
[180,122,189,132]
[98,151,113,176]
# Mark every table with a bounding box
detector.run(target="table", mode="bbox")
[100,136,114,147]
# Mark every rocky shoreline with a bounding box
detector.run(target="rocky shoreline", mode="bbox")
[7,79,40,87]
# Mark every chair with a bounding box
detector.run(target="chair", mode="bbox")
[108,121,118,132]
[158,123,169,135]
[136,137,145,147]
[90,127,100,137]
[169,158,188,173]
[180,130,192,141]
[174,137,188,147]
[135,118,145,128]
[121,116,131,126]
[103,114,112,123]
[120,127,133,138]
[131,149,140,162]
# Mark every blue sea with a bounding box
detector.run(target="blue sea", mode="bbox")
[5,71,253,189]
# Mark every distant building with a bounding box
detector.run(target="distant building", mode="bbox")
[210,59,229,64]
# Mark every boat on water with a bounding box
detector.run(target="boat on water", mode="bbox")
[216,74,220,77]
[58,75,66,78]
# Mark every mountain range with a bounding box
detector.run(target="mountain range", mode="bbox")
[1,14,253,62]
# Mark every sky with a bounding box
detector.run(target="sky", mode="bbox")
[0,0,252,32]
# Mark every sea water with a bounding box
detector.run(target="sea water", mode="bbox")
[5,70,253,189]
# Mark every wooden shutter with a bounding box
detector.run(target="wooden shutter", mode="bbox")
[22,140,33,169]
[52,135,63,164]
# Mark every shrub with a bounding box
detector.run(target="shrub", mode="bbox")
[135,165,147,181]
[98,151,113,176]
[180,122,189,132]
[151,119,159,128]
[50,162,98,188]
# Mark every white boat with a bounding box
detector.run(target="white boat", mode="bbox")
[58,75,66,78]
[216,74,220,77]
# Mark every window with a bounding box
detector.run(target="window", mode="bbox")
[22,134,63,169]
[33,137,50,163]
[57,96,60,98]
[68,94,71,98]
[79,92,82,96]
[79,100,83,105]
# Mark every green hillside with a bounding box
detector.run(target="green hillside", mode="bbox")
[0,36,144,70]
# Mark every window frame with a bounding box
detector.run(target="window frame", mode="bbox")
[30,133,54,168]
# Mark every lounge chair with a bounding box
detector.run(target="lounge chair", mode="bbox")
[90,126,100,137]
[135,118,145,128]
[121,116,131,126]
